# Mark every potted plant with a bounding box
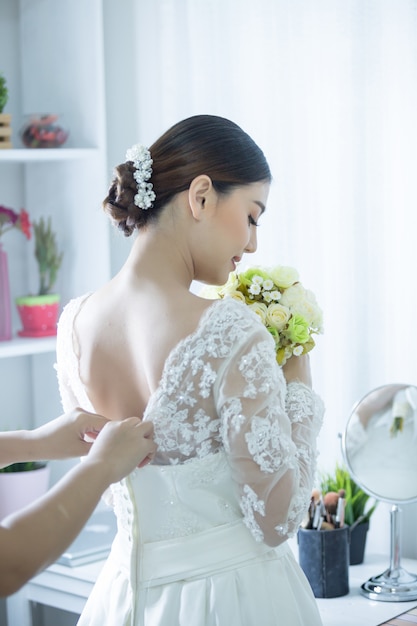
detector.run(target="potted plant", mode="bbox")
[319,463,378,564]
[15,215,64,337]
[0,460,50,521]
[0,73,8,113]
[0,73,12,149]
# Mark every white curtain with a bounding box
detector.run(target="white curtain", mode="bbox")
[104,0,417,554]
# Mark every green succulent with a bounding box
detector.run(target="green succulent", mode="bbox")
[0,74,8,114]
[319,463,378,526]
[34,216,64,295]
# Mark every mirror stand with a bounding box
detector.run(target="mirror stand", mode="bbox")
[361,505,417,601]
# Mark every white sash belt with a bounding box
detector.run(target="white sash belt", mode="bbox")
[131,520,290,587]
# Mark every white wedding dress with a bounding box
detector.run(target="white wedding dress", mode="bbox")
[56,296,324,626]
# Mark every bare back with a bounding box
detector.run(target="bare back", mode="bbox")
[74,275,212,421]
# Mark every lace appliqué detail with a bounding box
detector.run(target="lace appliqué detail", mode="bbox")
[245,411,294,473]
[286,382,324,433]
[238,340,277,399]
[149,300,257,463]
[199,364,217,398]
[295,442,315,466]
[185,452,228,488]
[156,501,205,540]
[275,490,309,538]
[153,403,221,463]
[153,406,195,459]
[240,484,266,542]
[219,398,246,452]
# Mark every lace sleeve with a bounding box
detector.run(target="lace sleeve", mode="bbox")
[55,301,79,412]
[216,328,324,547]
[55,294,92,413]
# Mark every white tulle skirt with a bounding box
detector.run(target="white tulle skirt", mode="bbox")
[77,523,322,626]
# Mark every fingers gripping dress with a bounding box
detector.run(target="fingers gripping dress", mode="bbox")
[56,296,324,626]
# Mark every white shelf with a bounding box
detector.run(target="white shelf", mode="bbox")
[0,336,57,359]
[0,148,99,162]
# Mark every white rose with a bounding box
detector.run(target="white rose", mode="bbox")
[248,302,268,324]
[281,284,323,330]
[269,266,299,289]
[266,303,291,331]
[304,289,324,330]
[280,282,306,308]
[227,290,246,303]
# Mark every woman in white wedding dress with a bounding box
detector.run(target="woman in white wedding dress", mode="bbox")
[56,115,324,626]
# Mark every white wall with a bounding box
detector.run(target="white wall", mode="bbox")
[101,0,417,561]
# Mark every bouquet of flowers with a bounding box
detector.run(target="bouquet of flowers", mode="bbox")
[0,205,31,241]
[204,265,323,365]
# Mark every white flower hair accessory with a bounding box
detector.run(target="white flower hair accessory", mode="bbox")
[125,143,156,210]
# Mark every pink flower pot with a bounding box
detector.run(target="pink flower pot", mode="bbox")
[15,294,60,337]
[0,464,50,521]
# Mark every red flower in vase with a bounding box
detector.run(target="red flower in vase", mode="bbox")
[0,205,32,241]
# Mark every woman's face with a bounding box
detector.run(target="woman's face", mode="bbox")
[195,181,270,286]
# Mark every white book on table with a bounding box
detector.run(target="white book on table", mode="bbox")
[57,509,117,567]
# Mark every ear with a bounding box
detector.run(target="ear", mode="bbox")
[188,175,213,221]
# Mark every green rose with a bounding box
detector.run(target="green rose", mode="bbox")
[286,314,310,344]
[239,267,270,289]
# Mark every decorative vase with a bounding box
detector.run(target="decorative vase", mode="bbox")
[0,463,50,521]
[20,113,68,149]
[0,242,12,341]
[349,520,370,565]
[15,294,60,337]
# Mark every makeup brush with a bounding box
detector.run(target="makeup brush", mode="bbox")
[335,489,346,528]
[323,491,339,525]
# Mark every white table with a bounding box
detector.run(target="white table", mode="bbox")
[6,559,103,625]
[316,554,417,626]
[6,553,417,626]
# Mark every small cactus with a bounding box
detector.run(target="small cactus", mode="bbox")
[33,216,64,295]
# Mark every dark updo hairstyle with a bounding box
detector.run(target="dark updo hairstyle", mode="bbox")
[103,114,271,236]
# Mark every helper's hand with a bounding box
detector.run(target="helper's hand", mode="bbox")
[29,408,111,460]
[85,418,157,483]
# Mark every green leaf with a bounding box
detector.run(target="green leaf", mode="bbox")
[318,462,378,525]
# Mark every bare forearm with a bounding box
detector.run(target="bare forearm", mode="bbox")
[0,410,110,469]
[0,431,43,468]
[0,460,114,596]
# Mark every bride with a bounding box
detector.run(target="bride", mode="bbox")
[56,114,324,626]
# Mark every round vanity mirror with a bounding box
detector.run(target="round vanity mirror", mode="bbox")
[342,383,417,602]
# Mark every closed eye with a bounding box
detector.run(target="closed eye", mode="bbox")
[249,215,259,227]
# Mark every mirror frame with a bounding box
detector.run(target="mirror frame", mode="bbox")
[341,383,417,602]
[341,383,417,505]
